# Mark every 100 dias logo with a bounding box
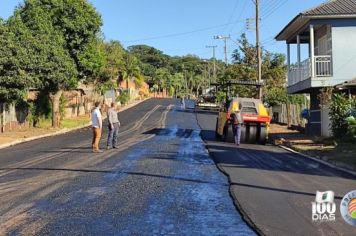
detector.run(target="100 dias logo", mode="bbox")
[312,191,336,222]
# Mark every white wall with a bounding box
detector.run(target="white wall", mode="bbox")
[332,26,356,85]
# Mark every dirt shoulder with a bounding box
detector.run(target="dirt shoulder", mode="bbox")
[269,123,356,172]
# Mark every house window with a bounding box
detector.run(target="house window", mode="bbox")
[318,35,328,55]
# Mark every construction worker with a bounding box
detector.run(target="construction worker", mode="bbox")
[230,101,243,146]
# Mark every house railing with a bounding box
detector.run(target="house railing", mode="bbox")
[288,55,332,86]
[288,58,311,86]
[314,55,332,77]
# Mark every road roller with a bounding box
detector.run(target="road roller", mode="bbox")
[215,97,271,144]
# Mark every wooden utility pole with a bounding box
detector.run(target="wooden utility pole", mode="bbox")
[255,0,262,99]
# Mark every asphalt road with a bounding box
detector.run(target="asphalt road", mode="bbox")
[197,110,356,236]
[0,99,254,235]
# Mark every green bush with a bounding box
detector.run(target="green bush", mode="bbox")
[26,92,52,127]
[346,116,356,139]
[329,94,352,139]
[117,91,130,105]
[216,91,226,103]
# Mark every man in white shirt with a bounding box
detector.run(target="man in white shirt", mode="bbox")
[91,102,103,153]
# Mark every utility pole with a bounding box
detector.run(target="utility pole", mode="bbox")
[255,0,262,99]
[214,35,230,65]
[206,45,217,82]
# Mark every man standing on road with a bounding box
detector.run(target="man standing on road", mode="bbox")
[107,102,120,149]
[91,102,103,153]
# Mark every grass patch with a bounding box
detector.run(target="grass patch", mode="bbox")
[61,116,90,129]
[34,116,90,129]
[290,141,356,170]
[36,119,53,129]
[325,143,356,167]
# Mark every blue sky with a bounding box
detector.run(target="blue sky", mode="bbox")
[0,0,325,62]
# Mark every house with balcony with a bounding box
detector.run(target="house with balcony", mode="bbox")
[275,0,356,136]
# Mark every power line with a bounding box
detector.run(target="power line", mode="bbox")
[261,0,288,19]
[227,0,248,34]
[122,20,245,44]
[260,0,280,16]
[222,0,241,33]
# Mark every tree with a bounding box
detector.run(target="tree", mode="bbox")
[154,68,171,95]
[171,73,185,97]
[228,34,293,102]
[2,3,78,127]
[122,54,141,91]
[15,0,103,128]
[128,45,169,69]
[93,40,125,96]
[0,18,35,103]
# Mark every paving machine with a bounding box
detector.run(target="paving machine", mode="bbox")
[195,95,219,111]
[215,97,271,144]
[214,81,271,144]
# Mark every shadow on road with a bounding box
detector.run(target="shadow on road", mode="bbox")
[173,108,219,116]
[143,128,194,138]
[39,147,93,154]
[231,182,343,200]
[199,129,356,180]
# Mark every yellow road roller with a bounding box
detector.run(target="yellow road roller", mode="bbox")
[215,97,271,144]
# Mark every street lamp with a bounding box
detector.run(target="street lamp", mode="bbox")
[214,35,231,65]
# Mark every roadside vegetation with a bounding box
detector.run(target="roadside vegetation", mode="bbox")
[1,1,305,131]
[270,91,356,170]
[329,93,356,141]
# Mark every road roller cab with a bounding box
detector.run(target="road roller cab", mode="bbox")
[215,97,271,144]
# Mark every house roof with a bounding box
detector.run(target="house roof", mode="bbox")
[276,0,356,41]
[303,0,356,16]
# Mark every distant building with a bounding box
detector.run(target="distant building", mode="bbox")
[276,0,356,136]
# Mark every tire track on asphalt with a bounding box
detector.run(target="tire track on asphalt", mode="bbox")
[69,104,173,167]
[0,105,162,178]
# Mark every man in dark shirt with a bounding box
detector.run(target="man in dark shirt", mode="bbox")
[107,102,120,149]
[232,110,243,145]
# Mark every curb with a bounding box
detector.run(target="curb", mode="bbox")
[277,144,356,177]
[0,98,150,150]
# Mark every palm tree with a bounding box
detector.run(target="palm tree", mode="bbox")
[123,54,141,92]
[154,68,170,96]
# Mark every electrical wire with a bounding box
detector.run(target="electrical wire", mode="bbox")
[222,0,241,33]
[262,0,288,19]
[122,19,245,44]
[227,0,249,34]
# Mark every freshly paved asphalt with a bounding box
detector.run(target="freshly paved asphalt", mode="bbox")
[197,110,356,236]
[0,99,255,235]
[2,98,355,236]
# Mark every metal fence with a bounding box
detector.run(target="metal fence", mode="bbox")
[270,103,307,127]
